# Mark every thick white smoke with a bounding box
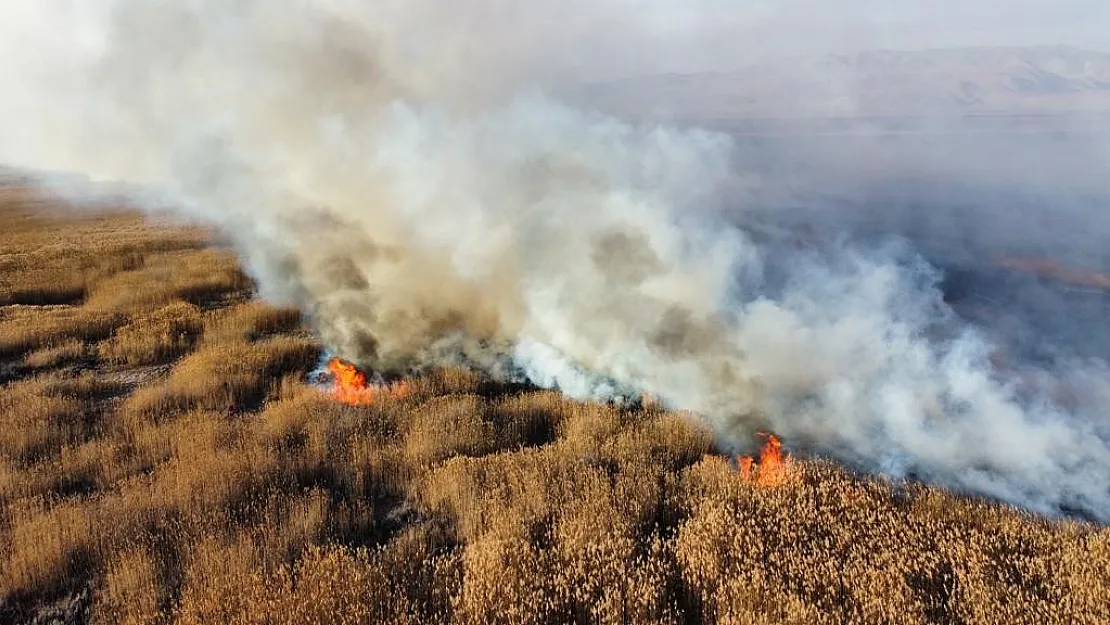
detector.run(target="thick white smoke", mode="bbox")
[1,1,1109,521]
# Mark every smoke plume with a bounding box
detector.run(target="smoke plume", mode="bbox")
[1,1,1109,521]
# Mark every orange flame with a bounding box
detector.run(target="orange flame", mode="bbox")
[326,357,410,405]
[736,433,792,486]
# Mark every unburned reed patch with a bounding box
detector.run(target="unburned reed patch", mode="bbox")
[486,390,573,448]
[92,545,163,625]
[417,444,681,624]
[0,373,123,466]
[0,198,213,310]
[120,338,321,425]
[0,307,123,360]
[408,367,486,398]
[203,301,303,344]
[403,395,499,468]
[84,249,252,314]
[2,497,107,605]
[2,438,118,501]
[0,269,88,307]
[417,447,600,544]
[98,301,204,367]
[24,339,89,369]
[0,376,83,465]
[598,410,714,471]
[171,529,457,625]
[130,411,267,515]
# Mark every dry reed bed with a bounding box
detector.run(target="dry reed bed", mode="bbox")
[0,190,1107,624]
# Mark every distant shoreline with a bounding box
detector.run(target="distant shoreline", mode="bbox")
[613,112,1110,137]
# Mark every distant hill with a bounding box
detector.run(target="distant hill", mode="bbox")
[572,45,1110,122]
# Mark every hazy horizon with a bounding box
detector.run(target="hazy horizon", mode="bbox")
[605,1,1110,76]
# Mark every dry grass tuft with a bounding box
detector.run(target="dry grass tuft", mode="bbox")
[0,307,124,360]
[203,301,303,344]
[24,339,89,369]
[98,301,204,366]
[0,373,117,465]
[121,337,320,423]
[92,546,163,625]
[84,249,251,314]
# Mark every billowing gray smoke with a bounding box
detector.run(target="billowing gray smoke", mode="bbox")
[1,1,1109,521]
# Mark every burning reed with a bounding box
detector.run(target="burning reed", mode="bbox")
[0,202,1108,624]
[2,0,1110,526]
[735,433,792,487]
[324,357,411,405]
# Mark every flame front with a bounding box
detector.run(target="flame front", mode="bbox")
[326,357,410,405]
[737,433,792,486]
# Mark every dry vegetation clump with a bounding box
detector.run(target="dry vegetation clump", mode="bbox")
[0,307,124,361]
[24,339,89,369]
[0,373,124,467]
[0,187,212,309]
[82,249,251,315]
[97,301,204,366]
[202,301,303,344]
[120,337,321,423]
[1,188,1108,624]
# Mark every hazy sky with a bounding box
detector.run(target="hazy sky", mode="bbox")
[862,1,1110,49]
[3,2,1108,86]
[625,0,1110,72]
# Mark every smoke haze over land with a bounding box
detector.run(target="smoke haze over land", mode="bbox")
[1,1,1109,521]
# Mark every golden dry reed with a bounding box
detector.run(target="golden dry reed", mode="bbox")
[0,188,1107,624]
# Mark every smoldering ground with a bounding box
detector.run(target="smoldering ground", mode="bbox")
[0,1,1109,521]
